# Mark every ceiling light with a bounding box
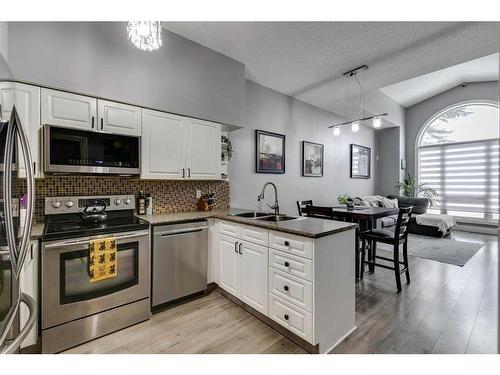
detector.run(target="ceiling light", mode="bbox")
[127,21,162,51]
[333,127,340,136]
[351,121,360,132]
[373,116,382,128]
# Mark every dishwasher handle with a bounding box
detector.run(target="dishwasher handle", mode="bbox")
[157,227,207,238]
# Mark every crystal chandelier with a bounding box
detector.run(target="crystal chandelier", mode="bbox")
[127,21,162,51]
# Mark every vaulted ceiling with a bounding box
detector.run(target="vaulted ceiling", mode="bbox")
[163,22,499,123]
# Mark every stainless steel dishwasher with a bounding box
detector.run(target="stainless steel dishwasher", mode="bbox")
[152,220,208,307]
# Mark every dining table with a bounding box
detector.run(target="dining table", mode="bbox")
[330,206,400,279]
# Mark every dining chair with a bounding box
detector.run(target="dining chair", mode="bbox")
[296,200,313,216]
[304,205,337,220]
[359,206,413,292]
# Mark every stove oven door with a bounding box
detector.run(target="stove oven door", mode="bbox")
[41,230,150,330]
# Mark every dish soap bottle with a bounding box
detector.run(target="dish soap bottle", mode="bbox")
[137,191,146,215]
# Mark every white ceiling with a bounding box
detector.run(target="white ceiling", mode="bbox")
[380,53,499,107]
[163,22,499,122]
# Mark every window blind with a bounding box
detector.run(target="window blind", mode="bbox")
[418,138,499,219]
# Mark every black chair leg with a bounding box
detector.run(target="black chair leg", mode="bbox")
[403,241,410,284]
[369,241,377,273]
[393,244,402,292]
[360,237,366,280]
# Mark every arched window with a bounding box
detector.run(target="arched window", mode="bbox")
[417,102,499,221]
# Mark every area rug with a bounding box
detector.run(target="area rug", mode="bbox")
[379,234,484,267]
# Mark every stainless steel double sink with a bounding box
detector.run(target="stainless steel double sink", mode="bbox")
[229,211,299,222]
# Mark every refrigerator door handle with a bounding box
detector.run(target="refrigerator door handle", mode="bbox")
[0,105,37,354]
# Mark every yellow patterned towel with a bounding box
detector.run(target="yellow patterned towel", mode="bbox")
[89,237,117,282]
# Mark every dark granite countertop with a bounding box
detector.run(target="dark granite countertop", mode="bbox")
[137,208,358,239]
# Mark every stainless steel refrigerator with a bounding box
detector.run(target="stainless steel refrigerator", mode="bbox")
[0,106,36,354]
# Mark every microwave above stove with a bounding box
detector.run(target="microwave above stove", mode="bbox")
[43,125,140,175]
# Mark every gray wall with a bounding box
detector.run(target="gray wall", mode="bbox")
[229,80,377,215]
[405,81,499,176]
[5,22,245,126]
[375,127,401,196]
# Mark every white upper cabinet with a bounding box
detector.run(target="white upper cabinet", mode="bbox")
[141,111,223,180]
[141,109,186,179]
[0,82,43,178]
[0,82,16,121]
[97,99,141,136]
[15,84,43,178]
[41,89,97,131]
[185,117,221,180]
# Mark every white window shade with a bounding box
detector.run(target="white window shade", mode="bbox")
[418,138,499,219]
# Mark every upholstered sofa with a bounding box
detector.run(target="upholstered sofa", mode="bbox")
[355,195,450,237]
[385,195,451,237]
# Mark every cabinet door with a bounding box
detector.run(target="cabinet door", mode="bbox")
[98,99,141,136]
[240,240,268,315]
[219,235,240,297]
[19,241,39,349]
[0,82,16,121]
[141,109,186,179]
[14,84,43,179]
[185,117,221,180]
[41,88,97,131]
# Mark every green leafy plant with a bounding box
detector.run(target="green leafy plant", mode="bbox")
[395,174,439,206]
[221,135,233,160]
[337,194,350,205]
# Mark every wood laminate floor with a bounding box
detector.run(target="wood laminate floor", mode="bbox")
[65,231,498,354]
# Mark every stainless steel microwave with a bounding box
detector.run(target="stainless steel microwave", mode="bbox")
[43,125,140,175]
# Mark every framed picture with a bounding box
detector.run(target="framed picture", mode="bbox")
[255,130,286,174]
[350,144,371,179]
[302,141,324,177]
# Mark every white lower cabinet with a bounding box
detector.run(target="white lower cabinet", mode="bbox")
[239,240,268,314]
[268,293,313,342]
[219,234,268,315]
[215,220,356,352]
[19,240,39,349]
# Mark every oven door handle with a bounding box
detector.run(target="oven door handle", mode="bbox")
[43,231,149,249]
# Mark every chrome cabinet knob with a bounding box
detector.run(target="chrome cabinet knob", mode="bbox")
[115,199,122,205]
[51,201,61,208]
[65,201,74,208]
[124,198,131,205]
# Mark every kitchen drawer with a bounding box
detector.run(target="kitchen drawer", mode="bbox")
[269,268,312,312]
[269,248,313,282]
[269,293,313,343]
[219,220,240,238]
[269,231,313,259]
[240,224,268,247]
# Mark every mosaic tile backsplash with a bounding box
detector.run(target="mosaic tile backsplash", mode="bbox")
[14,176,230,223]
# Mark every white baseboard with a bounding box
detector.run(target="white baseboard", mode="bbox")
[454,224,498,236]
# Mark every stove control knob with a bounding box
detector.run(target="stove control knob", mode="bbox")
[124,198,131,205]
[65,201,74,208]
[51,201,61,208]
[114,199,121,205]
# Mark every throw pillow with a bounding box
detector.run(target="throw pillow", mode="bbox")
[381,197,398,208]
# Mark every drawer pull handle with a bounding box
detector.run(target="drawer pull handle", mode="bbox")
[234,242,238,253]
[284,241,290,246]
[284,261,290,267]
[283,285,289,291]
[284,314,289,321]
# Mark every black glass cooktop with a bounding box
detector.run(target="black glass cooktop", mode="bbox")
[42,213,149,241]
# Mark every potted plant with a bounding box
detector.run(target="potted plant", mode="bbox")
[337,194,355,209]
[394,174,438,206]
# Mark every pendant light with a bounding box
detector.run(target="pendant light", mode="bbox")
[329,65,388,134]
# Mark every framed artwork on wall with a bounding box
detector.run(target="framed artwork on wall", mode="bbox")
[350,144,371,179]
[302,141,324,177]
[255,130,286,174]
